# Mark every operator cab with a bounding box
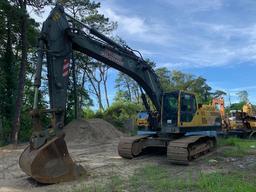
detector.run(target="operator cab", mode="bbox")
[162,90,197,133]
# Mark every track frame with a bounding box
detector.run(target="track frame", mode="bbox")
[118,134,216,164]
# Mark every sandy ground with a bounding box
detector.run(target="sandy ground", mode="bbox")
[0,139,166,192]
[1,119,256,192]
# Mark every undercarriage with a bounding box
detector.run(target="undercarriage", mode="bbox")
[118,134,216,164]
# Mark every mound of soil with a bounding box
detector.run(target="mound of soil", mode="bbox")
[64,118,123,145]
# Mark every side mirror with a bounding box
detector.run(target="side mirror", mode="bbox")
[198,103,203,109]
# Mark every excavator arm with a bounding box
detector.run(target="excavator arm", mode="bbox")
[19,4,163,184]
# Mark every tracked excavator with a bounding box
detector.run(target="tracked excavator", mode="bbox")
[225,103,256,138]
[210,98,256,138]
[19,4,221,184]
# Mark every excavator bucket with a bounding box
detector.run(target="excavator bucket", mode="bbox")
[19,135,85,184]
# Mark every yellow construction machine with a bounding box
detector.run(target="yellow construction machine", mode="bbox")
[118,90,221,164]
[226,103,256,131]
[136,111,150,129]
[211,97,256,137]
[19,4,221,184]
[242,103,256,129]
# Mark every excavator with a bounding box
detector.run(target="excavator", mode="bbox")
[211,97,256,138]
[242,103,256,129]
[19,4,221,184]
[227,103,256,138]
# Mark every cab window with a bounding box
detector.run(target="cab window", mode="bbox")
[162,92,179,126]
[180,93,197,122]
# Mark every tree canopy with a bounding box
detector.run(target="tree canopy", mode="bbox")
[0,1,252,145]
[237,90,249,103]
[154,68,213,104]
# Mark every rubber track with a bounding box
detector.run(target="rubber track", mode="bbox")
[167,136,214,165]
[118,136,147,159]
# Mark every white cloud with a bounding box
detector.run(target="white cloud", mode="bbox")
[138,49,163,57]
[193,22,256,40]
[104,8,147,35]
[157,62,190,69]
[230,86,256,92]
[100,8,172,46]
[29,1,256,70]
[160,0,223,12]
[157,21,256,69]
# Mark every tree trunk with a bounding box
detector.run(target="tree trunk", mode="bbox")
[0,118,3,144]
[71,52,78,119]
[5,16,14,122]
[79,70,87,118]
[126,81,132,101]
[103,70,110,108]
[11,2,27,144]
[134,87,140,103]
[103,79,109,108]
[84,68,102,111]
[97,83,104,111]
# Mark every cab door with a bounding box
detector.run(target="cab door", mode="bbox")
[162,91,179,127]
[179,92,197,124]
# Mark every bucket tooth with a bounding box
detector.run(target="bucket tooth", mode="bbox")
[19,135,85,184]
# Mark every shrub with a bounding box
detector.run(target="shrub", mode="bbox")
[103,101,143,128]
[83,108,95,119]
[94,110,104,118]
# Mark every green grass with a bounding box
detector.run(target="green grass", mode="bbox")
[72,138,256,192]
[73,164,256,192]
[218,137,256,157]
[218,137,256,147]
[129,165,256,192]
[128,165,196,192]
[197,172,256,192]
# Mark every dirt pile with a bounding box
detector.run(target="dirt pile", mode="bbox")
[64,118,123,145]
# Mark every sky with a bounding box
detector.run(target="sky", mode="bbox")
[28,0,256,107]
